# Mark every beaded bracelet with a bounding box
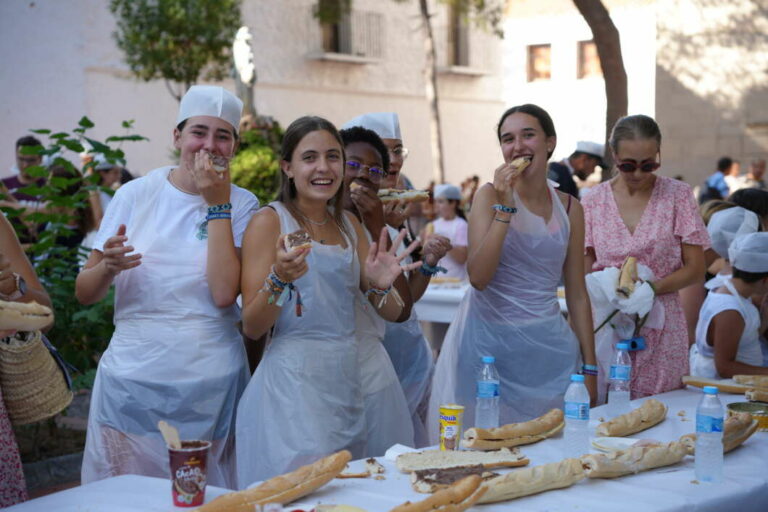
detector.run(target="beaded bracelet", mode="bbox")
[492,204,517,214]
[261,265,303,316]
[206,212,232,221]
[419,262,447,277]
[207,203,232,214]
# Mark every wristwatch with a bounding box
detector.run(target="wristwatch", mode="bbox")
[5,273,27,300]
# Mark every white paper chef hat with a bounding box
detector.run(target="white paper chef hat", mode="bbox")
[177,85,243,134]
[342,112,401,139]
[728,232,768,273]
[708,207,760,259]
[434,184,461,200]
[93,153,124,171]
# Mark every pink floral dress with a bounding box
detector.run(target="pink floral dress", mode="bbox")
[0,387,27,506]
[583,176,710,397]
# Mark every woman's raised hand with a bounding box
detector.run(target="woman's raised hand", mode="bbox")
[493,162,519,206]
[274,235,310,283]
[102,224,142,277]
[191,150,231,207]
[366,228,421,289]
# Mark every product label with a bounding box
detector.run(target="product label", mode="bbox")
[477,380,500,398]
[564,401,589,420]
[696,414,724,433]
[609,364,631,381]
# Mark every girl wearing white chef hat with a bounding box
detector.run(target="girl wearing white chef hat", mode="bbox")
[690,232,768,379]
[77,85,259,488]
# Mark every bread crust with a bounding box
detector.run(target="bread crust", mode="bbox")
[617,256,638,298]
[679,412,759,455]
[581,441,687,478]
[0,300,53,332]
[478,458,585,503]
[193,450,351,512]
[746,388,768,402]
[378,189,429,204]
[596,399,667,437]
[389,475,486,512]
[285,230,313,252]
[508,156,531,178]
[463,409,564,450]
[733,375,768,389]
[396,447,528,473]
[682,376,753,394]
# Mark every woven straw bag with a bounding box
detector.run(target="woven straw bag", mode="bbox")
[0,330,73,425]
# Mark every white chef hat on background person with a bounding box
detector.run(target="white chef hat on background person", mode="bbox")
[728,232,768,273]
[434,184,461,201]
[707,206,760,259]
[342,112,401,140]
[177,85,243,134]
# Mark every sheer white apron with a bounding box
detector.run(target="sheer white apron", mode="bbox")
[236,203,366,488]
[82,167,248,488]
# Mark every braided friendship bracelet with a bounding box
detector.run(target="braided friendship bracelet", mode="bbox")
[261,265,303,316]
[492,204,517,214]
[419,262,447,277]
[365,283,405,309]
[207,202,232,214]
[206,212,232,221]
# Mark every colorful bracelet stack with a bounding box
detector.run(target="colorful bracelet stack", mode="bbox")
[206,202,232,221]
[419,262,447,277]
[365,283,405,310]
[581,364,598,377]
[262,265,303,316]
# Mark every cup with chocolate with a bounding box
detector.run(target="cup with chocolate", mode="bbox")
[168,440,211,507]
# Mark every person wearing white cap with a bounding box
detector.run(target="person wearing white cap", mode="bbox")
[427,183,468,281]
[704,206,760,290]
[547,140,605,198]
[690,232,768,378]
[76,85,259,487]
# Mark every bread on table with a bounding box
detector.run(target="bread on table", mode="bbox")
[746,388,768,402]
[580,441,687,479]
[389,475,486,512]
[733,375,768,389]
[396,447,528,473]
[193,450,351,512]
[462,409,564,450]
[596,399,667,437]
[679,412,758,454]
[0,299,53,332]
[477,458,585,503]
[681,375,752,394]
[410,465,499,494]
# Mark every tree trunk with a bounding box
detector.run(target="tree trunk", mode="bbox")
[572,0,627,176]
[419,0,445,184]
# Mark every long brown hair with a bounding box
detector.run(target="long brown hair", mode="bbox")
[277,116,351,240]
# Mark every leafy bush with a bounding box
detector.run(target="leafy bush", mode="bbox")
[230,121,284,204]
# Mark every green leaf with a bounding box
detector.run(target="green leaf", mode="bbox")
[122,120,135,129]
[105,134,149,142]
[60,139,85,152]
[31,129,51,134]
[19,145,45,156]
[78,116,95,128]
[84,137,111,154]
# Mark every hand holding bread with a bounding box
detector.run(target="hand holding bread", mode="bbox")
[275,232,311,283]
[0,299,53,332]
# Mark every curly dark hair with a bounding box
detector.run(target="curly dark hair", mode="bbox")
[339,126,390,173]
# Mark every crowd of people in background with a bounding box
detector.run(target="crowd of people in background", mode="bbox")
[1,84,767,504]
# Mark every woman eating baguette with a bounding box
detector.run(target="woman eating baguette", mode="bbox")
[76,86,259,488]
[428,104,597,436]
[236,116,421,487]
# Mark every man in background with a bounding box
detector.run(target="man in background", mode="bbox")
[548,141,604,198]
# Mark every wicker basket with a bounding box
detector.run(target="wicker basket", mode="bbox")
[0,331,73,425]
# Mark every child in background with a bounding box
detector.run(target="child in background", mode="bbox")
[425,184,468,281]
[704,207,760,291]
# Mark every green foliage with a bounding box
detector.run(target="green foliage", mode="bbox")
[1,119,147,376]
[109,0,242,99]
[230,123,284,204]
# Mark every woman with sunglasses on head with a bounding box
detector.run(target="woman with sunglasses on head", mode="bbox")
[583,114,709,398]
[428,104,597,435]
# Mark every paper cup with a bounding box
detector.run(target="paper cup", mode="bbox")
[169,440,211,507]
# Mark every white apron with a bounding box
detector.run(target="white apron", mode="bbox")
[81,167,248,488]
[236,203,367,488]
[428,184,580,443]
[690,277,763,379]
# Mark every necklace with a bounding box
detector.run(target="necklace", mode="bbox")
[297,209,330,226]
[168,168,197,195]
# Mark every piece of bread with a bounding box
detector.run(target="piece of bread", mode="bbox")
[679,412,759,455]
[210,154,229,172]
[508,156,532,178]
[478,458,585,503]
[193,450,351,512]
[0,299,54,332]
[596,399,667,437]
[681,376,752,394]
[396,447,528,473]
[746,388,768,402]
[378,189,430,204]
[389,475,486,512]
[580,441,687,479]
[410,465,499,494]
[462,409,564,450]
[617,256,638,298]
[284,230,312,252]
[733,375,768,389]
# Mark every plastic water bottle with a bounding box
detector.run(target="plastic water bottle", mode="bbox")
[564,374,590,458]
[474,356,500,429]
[608,342,632,417]
[695,386,724,483]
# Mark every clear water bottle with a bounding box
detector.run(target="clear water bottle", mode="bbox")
[474,356,500,429]
[695,386,724,483]
[564,374,590,458]
[608,342,632,417]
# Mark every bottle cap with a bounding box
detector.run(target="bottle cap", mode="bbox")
[703,386,719,395]
[617,342,630,350]
[571,374,585,382]
[482,356,495,364]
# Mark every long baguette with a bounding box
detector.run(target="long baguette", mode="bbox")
[193,450,351,512]
[396,447,528,473]
[596,399,667,437]
[733,375,768,389]
[0,299,54,332]
[681,375,753,394]
[580,441,687,479]
[746,388,768,402]
[389,475,486,512]
[679,412,758,455]
[478,458,585,504]
[462,409,564,450]
[617,256,638,298]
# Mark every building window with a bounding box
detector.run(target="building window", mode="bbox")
[318,11,383,59]
[447,7,470,67]
[321,15,352,54]
[527,44,551,82]
[577,40,602,79]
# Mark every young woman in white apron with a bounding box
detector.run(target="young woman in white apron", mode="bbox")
[428,105,597,439]
[76,86,259,488]
[236,117,420,488]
